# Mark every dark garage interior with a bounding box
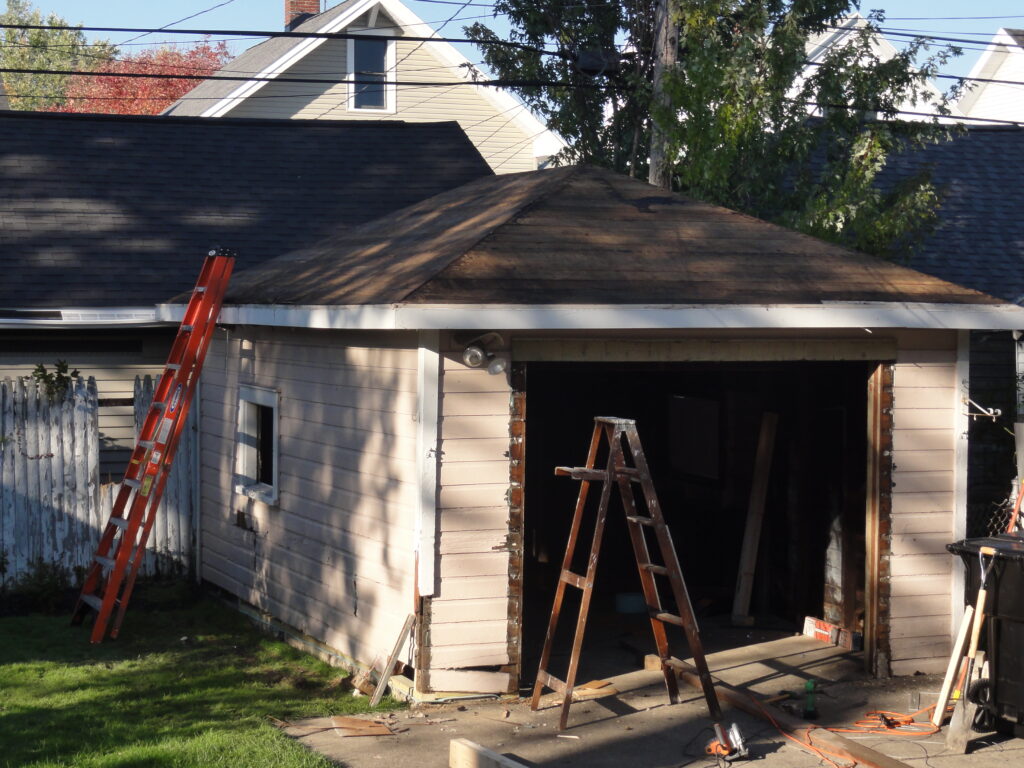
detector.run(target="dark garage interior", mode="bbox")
[519,360,874,684]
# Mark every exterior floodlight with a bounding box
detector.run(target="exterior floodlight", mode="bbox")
[487,355,509,375]
[462,344,487,368]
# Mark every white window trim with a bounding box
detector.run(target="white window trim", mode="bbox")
[235,384,280,505]
[346,28,397,113]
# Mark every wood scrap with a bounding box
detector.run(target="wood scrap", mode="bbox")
[370,613,415,707]
[449,738,527,768]
[330,715,394,737]
[930,605,974,727]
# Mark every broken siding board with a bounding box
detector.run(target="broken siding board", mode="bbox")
[429,643,511,669]
[890,636,953,660]
[428,670,511,694]
[893,365,956,388]
[890,594,951,619]
[439,529,510,554]
[893,450,955,473]
[892,658,947,676]
[443,371,513,394]
[890,409,956,430]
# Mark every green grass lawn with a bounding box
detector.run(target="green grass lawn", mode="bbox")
[0,584,390,767]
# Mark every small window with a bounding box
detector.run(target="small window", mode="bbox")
[349,37,393,111]
[235,385,279,504]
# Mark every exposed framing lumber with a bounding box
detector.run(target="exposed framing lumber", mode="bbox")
[731,412,778,625]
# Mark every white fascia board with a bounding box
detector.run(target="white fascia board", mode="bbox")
[0,307,161,328]
[158,301,1024,332]
[201,0,379,118]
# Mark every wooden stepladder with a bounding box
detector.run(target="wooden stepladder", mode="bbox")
[72,250,235,643]
[531,417,725,734]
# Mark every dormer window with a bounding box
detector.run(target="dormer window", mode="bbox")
[349,35,395,112]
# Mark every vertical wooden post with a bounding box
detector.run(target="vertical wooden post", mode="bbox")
[865,363,894,677]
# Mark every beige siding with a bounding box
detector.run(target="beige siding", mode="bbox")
[429,351,512,681]
[199,327,420,667]
[224,36,538,174]
[888,332,958,676]
[0,329,173,477]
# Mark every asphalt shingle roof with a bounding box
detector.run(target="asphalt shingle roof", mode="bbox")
[0,110,492,309]
[226,165,1001,307]
[885,127,1024,303]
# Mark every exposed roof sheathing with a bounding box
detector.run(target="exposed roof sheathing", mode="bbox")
[0,111,492,309]
[227,166,1001,307]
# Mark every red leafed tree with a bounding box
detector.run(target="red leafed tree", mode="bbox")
[54,40,233,115]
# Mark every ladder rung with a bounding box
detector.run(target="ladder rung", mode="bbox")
[151,401,166,411]
[626,515,656,527]
[165,363,181,371]
[194,286,207,293]
[560,569,587,589]
[617,467,641,479]
[652,611,685,627]
[641,564,670,576]
[180,325,194,332]
[123,478,141,489]
[554,466,607,482]
[95,555,116,570]
[81,594,104,612]
[537,670,567,694]
[138,440,154,449]
[109,517,130,531]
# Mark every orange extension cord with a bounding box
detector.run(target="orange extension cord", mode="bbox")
[744,694,945,768]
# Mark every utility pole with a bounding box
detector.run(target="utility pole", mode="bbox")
[649,0,677,190]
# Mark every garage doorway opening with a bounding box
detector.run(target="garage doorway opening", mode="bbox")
[520,361,874,685]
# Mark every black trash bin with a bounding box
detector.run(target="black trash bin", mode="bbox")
[948,534,1024,735]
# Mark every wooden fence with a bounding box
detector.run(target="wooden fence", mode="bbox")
[0,375,195,587]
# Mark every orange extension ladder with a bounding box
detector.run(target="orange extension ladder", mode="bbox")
[72,250,234,643]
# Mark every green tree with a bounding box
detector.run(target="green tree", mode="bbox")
[467,1,962,258]
[0,0,116,110]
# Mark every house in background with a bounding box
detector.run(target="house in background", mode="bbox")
[799,14,962,122]
[957,29,1024,123]
[0,110,491,476]
[161,166,1024,696]
[165,0,565,173]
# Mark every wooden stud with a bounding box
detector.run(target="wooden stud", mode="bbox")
[449,738,527,768]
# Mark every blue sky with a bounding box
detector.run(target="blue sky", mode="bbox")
[33,0,1024,81]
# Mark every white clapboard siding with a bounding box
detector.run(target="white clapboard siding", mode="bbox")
[889,339,957,669]
[198,327,419,671]
[224,35,539,174]
[0,375,194,585]
[429,352,513,674]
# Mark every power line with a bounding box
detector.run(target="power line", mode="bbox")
[0,23,563,57]
[0,65,601,90]
[119,0,240,46]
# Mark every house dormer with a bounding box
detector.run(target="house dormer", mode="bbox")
[166,0,565,173]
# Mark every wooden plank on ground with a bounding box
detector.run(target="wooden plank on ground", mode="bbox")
[370,613,415,707]
[449,738,527,768]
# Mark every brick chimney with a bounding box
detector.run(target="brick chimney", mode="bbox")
[285,0,321,30]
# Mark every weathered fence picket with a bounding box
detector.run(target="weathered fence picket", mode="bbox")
[0,375,195,587]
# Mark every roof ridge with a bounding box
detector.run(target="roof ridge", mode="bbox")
[393,166,581,302]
